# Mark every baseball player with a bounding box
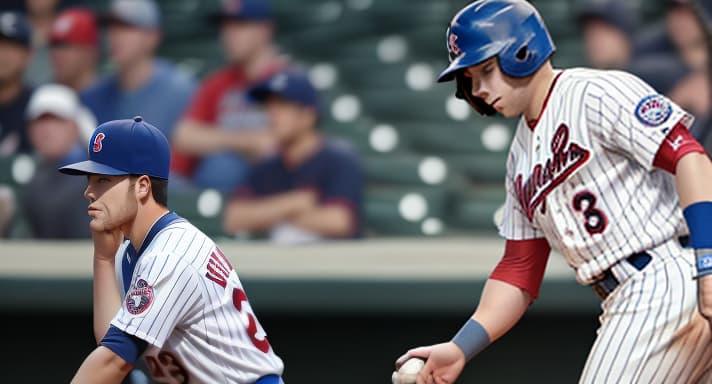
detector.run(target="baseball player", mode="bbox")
[395,1,712,383]
[62,117,284,383]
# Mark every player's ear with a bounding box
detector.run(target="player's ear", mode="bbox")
[135,175,152,201]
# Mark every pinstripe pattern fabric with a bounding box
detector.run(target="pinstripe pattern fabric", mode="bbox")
[580,241,711,383]
[112,221,283,383]
[496,68,710,382]
[499,69,691,283]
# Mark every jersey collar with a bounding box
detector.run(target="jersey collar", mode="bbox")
[122,211,184,293]
[526,70,564,131]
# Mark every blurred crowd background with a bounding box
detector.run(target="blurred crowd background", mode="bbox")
[0,0,710,243]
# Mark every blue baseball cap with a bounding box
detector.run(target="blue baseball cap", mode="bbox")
[102,0,161,29]
[249,69,320,110]
[209,0,272,22]
[0,11,31,48]
[59,116,170,179]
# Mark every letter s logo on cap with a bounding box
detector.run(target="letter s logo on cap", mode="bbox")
[93,132,105,153]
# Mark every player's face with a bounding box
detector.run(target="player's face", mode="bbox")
[84,174,138,232]
[463,58,532,118]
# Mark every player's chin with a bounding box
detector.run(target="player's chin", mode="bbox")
[88,219,105,232]
[89,218,116,232]
[498,107,517,118]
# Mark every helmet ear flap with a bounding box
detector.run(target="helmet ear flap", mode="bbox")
[455,73,496,116]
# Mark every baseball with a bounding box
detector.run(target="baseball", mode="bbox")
[392,358,425,384]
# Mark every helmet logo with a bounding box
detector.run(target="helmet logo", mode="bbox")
[448,32,461,58]
[93,132,105,153]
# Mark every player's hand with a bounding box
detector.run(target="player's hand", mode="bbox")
[396,345,434,369]
[396,342,466,384]
[697,274,712,323]
[91,227,123,263]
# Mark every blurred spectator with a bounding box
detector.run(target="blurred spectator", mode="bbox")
[662,0,711,128]
[634,0,712,148]
[634,0,708,67]
[666,0,709,71]
[80,0,195,139]
[577,0,688,95]
[49,8,99,92]
[171,0,286,193]
[0,11,34,156]
[21,83,94,238]
[224,70,363,243]
[577,0,638,70]
[24,0,60,85]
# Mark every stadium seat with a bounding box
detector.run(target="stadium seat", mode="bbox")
[447,186,506,232]
[404,120,514,154]
[364,186,450,236]
[169,188,227,238]
[0,155,36,187]
[356,87,456,122]
[363,153,465,187]
[443,153,508,183]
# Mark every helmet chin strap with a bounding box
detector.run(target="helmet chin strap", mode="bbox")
[455,73,497,116]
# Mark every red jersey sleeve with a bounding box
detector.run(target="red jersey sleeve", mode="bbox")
[652,120,707,174]
[489,238,551,302]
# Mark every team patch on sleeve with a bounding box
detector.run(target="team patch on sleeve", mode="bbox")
[635,94,672,126]
[125,278,154,315]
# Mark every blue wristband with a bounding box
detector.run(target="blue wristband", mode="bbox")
[683,202,712,249]
[683,202,712,277]
[451,318,490,361]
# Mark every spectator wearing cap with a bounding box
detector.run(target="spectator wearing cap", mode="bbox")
[0,11,34,156]
[23,0,61,85]
[171,0,287,193]
[224,69,363,243]
[49,8,99,92]
[19,83,95,238]
[80,0,196,140]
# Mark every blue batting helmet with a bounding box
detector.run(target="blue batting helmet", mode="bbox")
[438,0,555,82]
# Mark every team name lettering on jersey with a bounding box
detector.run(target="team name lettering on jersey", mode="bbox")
[513,123,590,221]
[205,247,234,288]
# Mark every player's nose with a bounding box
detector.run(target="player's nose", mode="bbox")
[83,185,96,202]
[471,81,489,102]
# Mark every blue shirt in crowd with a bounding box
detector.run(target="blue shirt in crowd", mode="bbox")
[80,59,196,139]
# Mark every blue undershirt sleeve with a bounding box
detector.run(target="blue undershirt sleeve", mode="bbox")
[100,325,149,365]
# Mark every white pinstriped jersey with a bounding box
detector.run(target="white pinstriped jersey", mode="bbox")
[498,68,694,284]
[111,215,283,383]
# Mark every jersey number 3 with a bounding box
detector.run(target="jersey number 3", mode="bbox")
[572,191,607,235]
[232,287,271,353]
